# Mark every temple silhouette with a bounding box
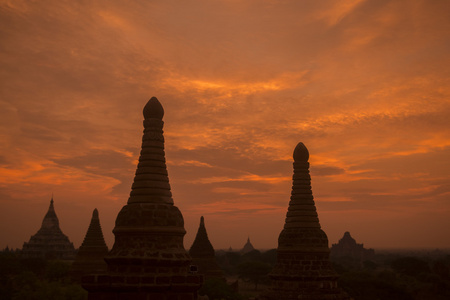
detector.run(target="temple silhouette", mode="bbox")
[240,237,255,254]
[262,142,349,300]
[18,97,357,299]
[70,208,109,283]
[331,231,375,261]
[189,216,224,280]
[82,97,202,300]
[22,197,75,260]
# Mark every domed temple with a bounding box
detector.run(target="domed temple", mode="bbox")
[189,216,224,280]
[22,197,75,260]
[263,142,349,300]
[240,237,255,254]
[82,97,202,300]
[70,208,109,283]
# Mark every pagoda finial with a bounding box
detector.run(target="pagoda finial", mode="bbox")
[293,142,309,162]
[143,97,164,120]
[93,208,99,219]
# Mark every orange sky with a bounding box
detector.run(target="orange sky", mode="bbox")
[1,0,449,251]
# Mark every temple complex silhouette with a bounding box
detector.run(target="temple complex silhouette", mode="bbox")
[262,142,349,300]
[331,231,375,261]
[82,97,202,300]
[70,208,109,283]
[18,97,352,299]
[22,197,75,260]
[189,216,224,280]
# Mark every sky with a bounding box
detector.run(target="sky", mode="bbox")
[0,0,449,251]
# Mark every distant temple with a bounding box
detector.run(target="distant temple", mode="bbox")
[189,216,224,279]
[331,231,375,261]
[240,237,255,254]
[263,142,349,300]
[22,197,75,260]
[82,97,202,300]
[70,208,108,283]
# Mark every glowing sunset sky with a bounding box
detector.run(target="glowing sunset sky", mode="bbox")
[1,0,449,251]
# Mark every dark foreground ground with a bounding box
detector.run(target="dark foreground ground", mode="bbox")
[1,248,449,300]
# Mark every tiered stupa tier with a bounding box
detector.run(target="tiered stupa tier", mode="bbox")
[22,197,75,260]
[83,97,202,300]
[70,208,109,283]
[189,216,224,279]
[263,142,349,300]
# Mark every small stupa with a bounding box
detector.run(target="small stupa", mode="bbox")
[189,216,224,279]
[240,237,255,254]
[70,208,108,283]
[263,142,349,300]
[82,97,202,300]
[22,197,75,260]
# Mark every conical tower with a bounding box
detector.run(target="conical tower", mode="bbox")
[22,197,75,260]
[189,216,223,279]
[263,142,349,300]
[83,97,202,300]
[70,208,108,283]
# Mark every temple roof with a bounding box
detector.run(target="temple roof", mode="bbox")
[22,197,75,259]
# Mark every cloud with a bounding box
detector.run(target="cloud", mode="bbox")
[0,0,449,249]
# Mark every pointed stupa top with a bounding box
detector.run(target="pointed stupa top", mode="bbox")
[39,196,62,233]
[293,142,309,162]
[70,208,108,283]
[189,216,215,257]
[283,142,321,231]
[79,208,108,249]
[128,97,173,204]
[143,97,164,119]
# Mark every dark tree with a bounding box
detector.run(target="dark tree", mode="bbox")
[237,261,271,290]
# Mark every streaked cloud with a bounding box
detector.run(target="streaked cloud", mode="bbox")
[0,0,449,250]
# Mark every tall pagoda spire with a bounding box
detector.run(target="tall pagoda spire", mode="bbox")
[263,142,349,300]
[83,97,202,300]
[128,97,173,205]
[189,216,223,279]
[70,208,108,283]
[22,197,75,260]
